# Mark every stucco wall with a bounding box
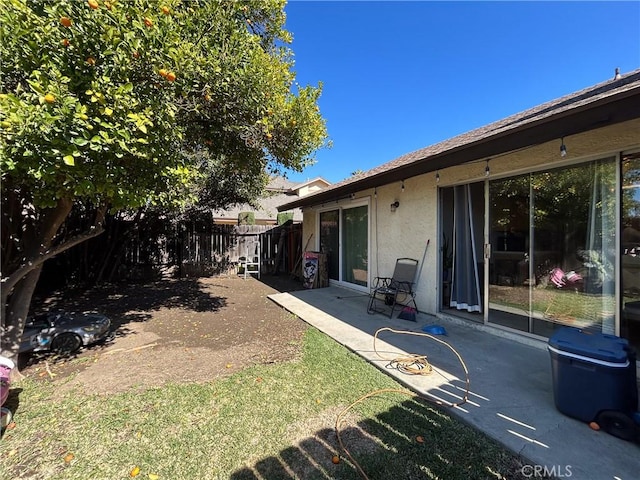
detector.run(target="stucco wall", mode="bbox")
[439,118,640,185]
[365,177,438,312]
[298,180,327,197]
[303,118,640,315]
[301,209,316,252]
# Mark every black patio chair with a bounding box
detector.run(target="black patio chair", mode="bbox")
[367,258,419,318]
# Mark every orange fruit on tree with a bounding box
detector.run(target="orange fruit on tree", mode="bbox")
[158,68,168,78]
[86,57,96,66]
[44,93,56,104]
[129,465,141,477]
[105,1,112,10]
[61,38,70,47]
[144,17,153,28]
[165,71,176,82]
[88,0,99,9]
[331,455,340,464]
[60,16,72,27]
[161,6,170,15]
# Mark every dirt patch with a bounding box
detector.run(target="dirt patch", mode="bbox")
[22,274,308,394]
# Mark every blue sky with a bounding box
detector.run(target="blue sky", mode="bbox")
[281,1,640,184]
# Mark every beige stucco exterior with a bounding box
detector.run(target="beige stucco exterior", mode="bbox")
[296,178,330,197]
[300,118,640,317]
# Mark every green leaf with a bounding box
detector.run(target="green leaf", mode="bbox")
[63,155,75,166]
[27,80,45,95]
[73,138,89,146]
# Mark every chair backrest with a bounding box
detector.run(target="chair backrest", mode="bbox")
[391,258,419,285]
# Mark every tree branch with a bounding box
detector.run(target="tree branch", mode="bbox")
[1,225,105,296]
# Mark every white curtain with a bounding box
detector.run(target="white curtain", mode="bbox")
[585,159,616,333]
[450,184,482,312]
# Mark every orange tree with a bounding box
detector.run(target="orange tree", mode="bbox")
[0,0,328,365]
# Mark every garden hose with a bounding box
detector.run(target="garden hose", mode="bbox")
[334,327,471,480]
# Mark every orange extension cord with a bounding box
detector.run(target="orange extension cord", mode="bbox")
[334,327,471,480]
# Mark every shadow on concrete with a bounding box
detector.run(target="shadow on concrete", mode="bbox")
[268,286,640,480]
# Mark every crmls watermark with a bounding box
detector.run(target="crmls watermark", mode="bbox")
[521,464,573,478]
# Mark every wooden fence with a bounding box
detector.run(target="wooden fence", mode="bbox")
[178,221,302,277]
[38,217,303,289]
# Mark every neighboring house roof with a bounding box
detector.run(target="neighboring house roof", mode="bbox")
[213,176,330,224]
[278,68,640,211]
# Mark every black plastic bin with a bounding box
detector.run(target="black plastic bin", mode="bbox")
[548,327,638,440]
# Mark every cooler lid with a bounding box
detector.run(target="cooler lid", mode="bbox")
[548,327,629,363]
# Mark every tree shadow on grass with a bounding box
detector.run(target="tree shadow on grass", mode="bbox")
[229,397,535,480]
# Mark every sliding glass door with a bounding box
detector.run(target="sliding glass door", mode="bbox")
[319,203,369,287]
[487,176,530,330]
[488,158,616,335]
[440,183,484,318]
[342,205,368,286]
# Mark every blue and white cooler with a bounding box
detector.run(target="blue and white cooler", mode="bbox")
[548,327,639,441]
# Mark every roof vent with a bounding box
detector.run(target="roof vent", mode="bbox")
[614,67,621,80]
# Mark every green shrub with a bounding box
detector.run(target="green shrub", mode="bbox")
[238,212,255,225]
[277,212,294,225]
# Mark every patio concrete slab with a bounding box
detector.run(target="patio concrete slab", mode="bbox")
[269,285,640,480]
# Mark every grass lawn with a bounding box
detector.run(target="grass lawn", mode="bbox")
[1,327,529,480]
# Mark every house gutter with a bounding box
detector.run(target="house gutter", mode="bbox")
[278,84,640,212]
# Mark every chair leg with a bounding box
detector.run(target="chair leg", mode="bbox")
[389,292,399,318]
[367,292,377,314]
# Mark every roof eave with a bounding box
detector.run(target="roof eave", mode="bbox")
[278,87,640,212]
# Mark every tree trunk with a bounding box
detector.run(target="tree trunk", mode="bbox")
[1,267,43,380]
[0,198,107,376]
